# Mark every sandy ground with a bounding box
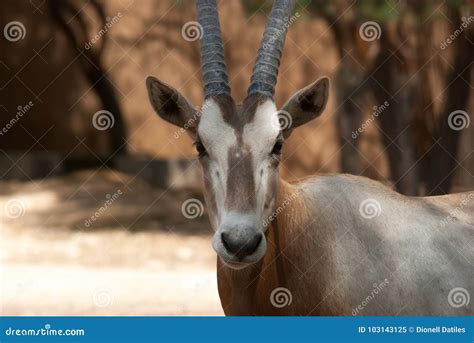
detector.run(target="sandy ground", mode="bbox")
[0,170,223,315]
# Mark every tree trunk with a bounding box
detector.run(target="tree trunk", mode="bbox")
[49,0,128,156]
[423,9,472,195]
[370,27,420,195]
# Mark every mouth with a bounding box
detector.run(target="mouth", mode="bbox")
[218,257,253,270]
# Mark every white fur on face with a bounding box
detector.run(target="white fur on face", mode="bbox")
[198,98,280,230]
[198,99,236,227]
[242,100,280,155]
[198,99,237,162]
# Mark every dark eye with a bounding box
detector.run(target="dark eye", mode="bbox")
[271,140,283,156]
[195,141,207,158]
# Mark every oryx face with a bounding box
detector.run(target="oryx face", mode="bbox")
[197,95,281,268]
[146,0,329,269]
[146,77,329,269]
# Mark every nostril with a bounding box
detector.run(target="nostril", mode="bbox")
[248,233,263,253]
[221,232,233,254]
[221,232,263,258]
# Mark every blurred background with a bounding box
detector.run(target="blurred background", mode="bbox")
[0,0,472,315]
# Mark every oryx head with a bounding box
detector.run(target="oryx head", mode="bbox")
[146,0,329,269]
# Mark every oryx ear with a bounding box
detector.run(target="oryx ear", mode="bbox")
[280,77,329,137]
[146,76,199,135]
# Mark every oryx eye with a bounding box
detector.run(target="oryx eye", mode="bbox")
[194,141,207,158]
[271,140,283,156]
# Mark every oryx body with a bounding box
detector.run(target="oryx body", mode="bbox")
[218,174,474,315]
[146,0,474,315]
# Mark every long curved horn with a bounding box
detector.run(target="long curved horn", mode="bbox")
[247,0,295,98]
[196,0,231,98]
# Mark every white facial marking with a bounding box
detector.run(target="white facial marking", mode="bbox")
[198,99,237,157]
[242,99,280,155]
[198,99,237,225]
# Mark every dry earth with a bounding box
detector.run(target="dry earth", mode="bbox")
[0,170,223,315]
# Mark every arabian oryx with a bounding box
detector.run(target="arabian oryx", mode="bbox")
[146,0,474,315]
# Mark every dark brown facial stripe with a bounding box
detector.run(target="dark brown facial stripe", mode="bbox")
[224,146,256,212]
[211,94,239,129]
[240,93,268,124]
[212,93,268,132]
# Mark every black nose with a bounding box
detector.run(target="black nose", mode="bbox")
[221,231,263,259]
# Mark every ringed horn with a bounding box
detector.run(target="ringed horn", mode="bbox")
[196,0,231,98]
[247,0,296,98]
